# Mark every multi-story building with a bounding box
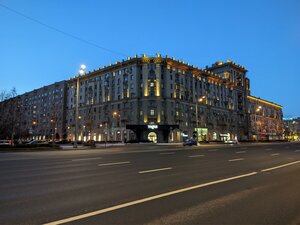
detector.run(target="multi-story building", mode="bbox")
[0,81,67,140]
[247,96,284,141]
[284,117,300,141]
[0,54,284,143]
[66,54,253,143]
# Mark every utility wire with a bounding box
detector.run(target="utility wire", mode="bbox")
[0,2,128,57]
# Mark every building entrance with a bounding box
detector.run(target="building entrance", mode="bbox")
[148,132,157,143]
[126,125,179,143]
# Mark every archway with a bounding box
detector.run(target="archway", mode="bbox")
[147,132,157,143]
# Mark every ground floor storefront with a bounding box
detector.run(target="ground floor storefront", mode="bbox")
[66,124,248,143]
[249,132,283,141]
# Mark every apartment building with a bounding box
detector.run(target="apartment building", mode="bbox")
[0,81,67,140]
[247,96,284,141]
[66,54,252,143]
[0,54,284,143]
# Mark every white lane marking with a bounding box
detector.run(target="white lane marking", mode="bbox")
[261,160,300,172]
[295,150,300,152]
[271,153,280,156]
[265,148,272,151]
[208,149,219,152]
[159,152,175,155]
[228,158,244,162]
[98,161,130,167]
[43,172,257,225]
[71,157,102,162]
[139,167,172,174]
[236,151,246,154]
[188,154,205,158]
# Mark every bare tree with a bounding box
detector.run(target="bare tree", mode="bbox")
[0,88,20,143]
[0,89,8,102]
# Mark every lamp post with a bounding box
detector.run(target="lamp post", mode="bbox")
[50,119,55,146]
[112,112,118,141]
[195,96,206,141]
[32,121,37,140]
[255,106,262,141]
[74,64,86,148]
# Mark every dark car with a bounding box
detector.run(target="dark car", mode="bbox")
[84,140,96,147]
[183,139,198,146]
[27,140,48,145]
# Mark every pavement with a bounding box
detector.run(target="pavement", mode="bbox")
[0,142,299,225]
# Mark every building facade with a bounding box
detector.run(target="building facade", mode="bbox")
[0,81,67,140]
[284,117,300,141]
[0,54,284,143]
[247,96,284,141]
[66,55,253,143]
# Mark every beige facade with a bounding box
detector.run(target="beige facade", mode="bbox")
[284,117,300,141]
[66,55,251,143]
[1,55,283,143]
[247,96,284,140]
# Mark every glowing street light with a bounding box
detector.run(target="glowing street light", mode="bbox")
[74,64,86,148]
[195,95,206,142]
[80,64,86,70]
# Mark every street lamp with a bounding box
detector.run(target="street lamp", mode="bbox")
[196,96,206,128]
[254,106,262,141]
[32,121,37,140]
[112,112,119,141]
[195,96,206,142]
[74,64,86,148]
[50,119,55,145]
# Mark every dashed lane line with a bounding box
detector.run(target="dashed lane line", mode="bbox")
[295,150,300,152]
[208,149,219,152]
[139,167,172,174]
[228,158,244,162]
[265,148,272,151]
[271,153,280,156]
[98,161,131,167]
[236,151,246,154]
[188,154,205,158]
[71,157,102,162]
[159,152,175,155]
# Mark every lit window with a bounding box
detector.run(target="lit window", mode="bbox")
[150,82,154,87]
[150,109,155,116]
[140,110,143,115]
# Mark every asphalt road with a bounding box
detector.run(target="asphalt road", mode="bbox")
[0,142,299,225]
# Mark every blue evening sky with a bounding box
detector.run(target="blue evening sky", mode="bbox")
[0,0,299,117]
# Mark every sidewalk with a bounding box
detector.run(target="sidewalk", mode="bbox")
[59,143,126,150]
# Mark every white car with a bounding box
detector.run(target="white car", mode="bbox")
[224,140,239,144]
[0,140,11,145]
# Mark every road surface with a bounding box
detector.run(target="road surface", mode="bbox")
[0,142,299,225]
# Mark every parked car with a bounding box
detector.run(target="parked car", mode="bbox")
[183,139,198,146]
[27,140,48,145]
[0,140,11,145]
[55,139,71,144]
[83,140,96,147]
[224,139,239,144]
